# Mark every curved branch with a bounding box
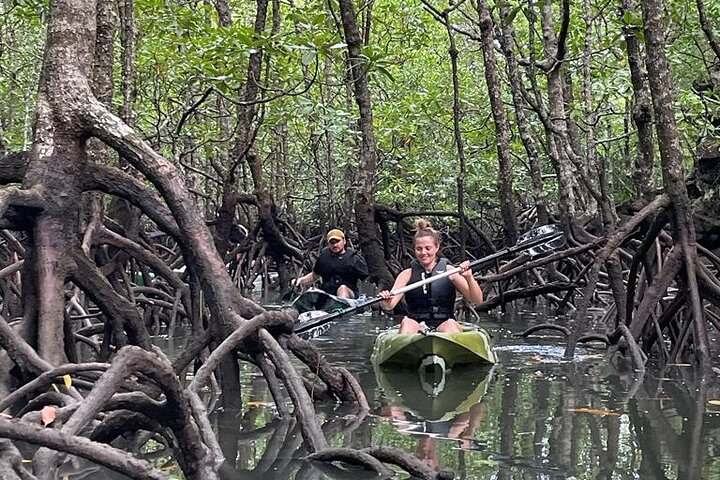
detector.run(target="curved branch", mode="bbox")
[188,310,295,391]
[520,323,570,338]
[84,98,265,324]
[70,249,153,350]
[337,367,369,411]
[0,363,106,413]
[258,329,328,452]
[42,346,214,479]
[305,447,393,477]
[80,163,180,239]
[696,0,720,60]
[363,445,454,480]
[577,334,610,345]
[0,260,24,280]
[0,317,53,377]
[0,417,166,480]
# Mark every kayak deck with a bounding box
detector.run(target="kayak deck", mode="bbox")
[291,288,362,316]
[372,326,497,368]
[291,288,365,337]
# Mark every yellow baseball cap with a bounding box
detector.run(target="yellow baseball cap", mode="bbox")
[326,228,345,242]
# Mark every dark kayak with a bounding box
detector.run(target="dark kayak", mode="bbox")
[290,288,361,316]
[290,288,364,337]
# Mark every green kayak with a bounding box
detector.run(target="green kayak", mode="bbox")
[371,326,497,368]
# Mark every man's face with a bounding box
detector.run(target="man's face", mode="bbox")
[329,237,346,253]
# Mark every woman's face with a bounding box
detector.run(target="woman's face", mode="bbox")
[414,235,439,267]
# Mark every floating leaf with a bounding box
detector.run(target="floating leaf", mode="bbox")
[62,374,72,389]
[41,406,56,426]
[568,407,620,416]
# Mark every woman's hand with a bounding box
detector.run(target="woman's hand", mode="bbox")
[378,290,394,299]
[459,260,474,279]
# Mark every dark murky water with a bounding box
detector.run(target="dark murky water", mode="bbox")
[63,303,720,479]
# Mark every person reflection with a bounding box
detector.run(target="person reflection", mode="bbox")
[382,400,486,473]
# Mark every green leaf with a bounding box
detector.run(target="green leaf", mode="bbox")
[301,50,317,66]
[376,65,396,82]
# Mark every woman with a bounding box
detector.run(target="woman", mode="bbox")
[378,219,483,333]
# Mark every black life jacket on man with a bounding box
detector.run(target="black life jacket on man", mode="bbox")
[404,258,457,327]
[313,247,368,296]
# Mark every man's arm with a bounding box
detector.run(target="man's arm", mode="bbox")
[294,271,319,286]
[293,256,322,287]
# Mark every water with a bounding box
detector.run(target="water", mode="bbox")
[60,304,720,479]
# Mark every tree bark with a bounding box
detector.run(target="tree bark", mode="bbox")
[621,0,655,201]
[476,0,518,246]
[337,0,392,288]
[497,6,548,225]
[641,0,711,369]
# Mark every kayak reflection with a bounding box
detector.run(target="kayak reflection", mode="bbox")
[375,362,494,423]
[375,363,494,475]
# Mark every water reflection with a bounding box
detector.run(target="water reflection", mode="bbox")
[62,307,720,479]
[375,363,492,476]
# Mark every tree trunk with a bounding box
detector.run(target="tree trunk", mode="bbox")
[641,0,711,369]
[497,5,549,225]
[621,0,656,201]
[337,0,392,288]
[477,0,518,246]
[538,1,578,227]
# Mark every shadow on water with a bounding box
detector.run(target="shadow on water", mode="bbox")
[62,301,720,479]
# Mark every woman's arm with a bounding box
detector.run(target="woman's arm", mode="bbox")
[450,261,483,303]
[378,269,412,310]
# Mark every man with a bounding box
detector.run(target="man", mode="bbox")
[293,228,369,299]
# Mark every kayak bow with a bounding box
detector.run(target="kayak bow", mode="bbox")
[371,325,497,368]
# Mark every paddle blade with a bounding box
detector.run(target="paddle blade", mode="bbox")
[526,229,567,257]
[296,310,333,338]
[516,224,563,248]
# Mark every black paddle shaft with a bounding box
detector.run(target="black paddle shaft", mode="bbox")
[293,224,564,334]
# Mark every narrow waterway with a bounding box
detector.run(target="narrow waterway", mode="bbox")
[65,303,720,479]
[212,303,720,480]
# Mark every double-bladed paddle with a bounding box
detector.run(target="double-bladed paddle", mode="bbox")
[292,224,565,334]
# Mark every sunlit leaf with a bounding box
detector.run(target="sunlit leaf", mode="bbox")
[301,50,317,66]
[41,406,57,426]
[63,374,72,388]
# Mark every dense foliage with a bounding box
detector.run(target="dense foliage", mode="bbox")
[0,0,717,225]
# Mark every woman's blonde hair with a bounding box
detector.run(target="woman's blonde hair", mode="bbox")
[414,218,441,245]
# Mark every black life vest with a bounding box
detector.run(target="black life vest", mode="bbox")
[313,247,367,295]
[404,258,457,325]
